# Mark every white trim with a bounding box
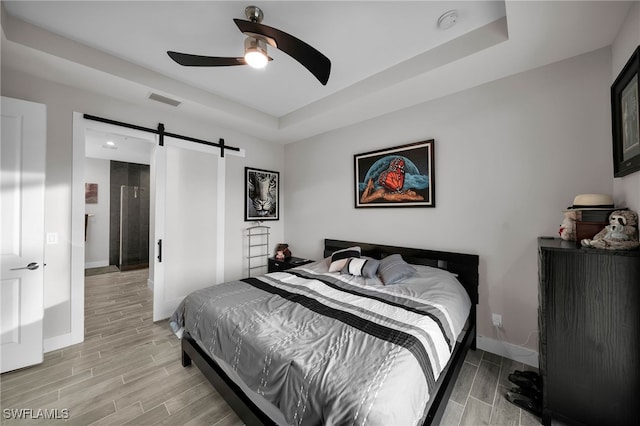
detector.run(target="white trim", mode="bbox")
[71,113,86,346]
[477,335,538,367]
[44,333,73,353]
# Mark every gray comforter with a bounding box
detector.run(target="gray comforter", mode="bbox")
[170,260,470,426]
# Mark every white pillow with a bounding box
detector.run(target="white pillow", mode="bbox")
[328,246,361,272]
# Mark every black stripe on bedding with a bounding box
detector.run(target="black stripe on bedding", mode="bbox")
[286,270,453,351]
[242,277,436,390]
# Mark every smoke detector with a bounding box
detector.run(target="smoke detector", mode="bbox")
[438,10,458,30]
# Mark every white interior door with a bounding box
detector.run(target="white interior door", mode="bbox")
[152,137,224,320]
[1,96,46,373]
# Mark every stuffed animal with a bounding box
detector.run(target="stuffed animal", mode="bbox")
[603,222,628,240]
[559,211,577,241]
[274,243,292,260]
[581,210,639,250]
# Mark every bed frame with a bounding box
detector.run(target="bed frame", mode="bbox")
[181,238,479,426]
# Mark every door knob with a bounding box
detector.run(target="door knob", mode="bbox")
[10,262,40,271]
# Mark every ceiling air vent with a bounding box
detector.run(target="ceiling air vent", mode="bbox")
[148,92,181,107]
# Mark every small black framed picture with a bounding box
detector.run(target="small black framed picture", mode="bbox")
[245,167,279,221]
[611,45,640,177]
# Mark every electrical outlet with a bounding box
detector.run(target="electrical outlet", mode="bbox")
[492,313,503,328]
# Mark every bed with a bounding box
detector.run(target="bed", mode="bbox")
[170,239,479,425]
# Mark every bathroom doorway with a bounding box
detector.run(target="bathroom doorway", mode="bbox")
[84,129,152,274]
[111,162,150,271]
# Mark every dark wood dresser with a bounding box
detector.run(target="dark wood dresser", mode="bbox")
[538,238,640,426]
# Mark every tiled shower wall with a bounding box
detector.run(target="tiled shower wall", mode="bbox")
[109,161,150,269]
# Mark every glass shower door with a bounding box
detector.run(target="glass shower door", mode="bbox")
[120,185,150,270]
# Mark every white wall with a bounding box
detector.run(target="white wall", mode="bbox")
[83,157,110,268]
[284,48,613,360]
[0,67,284,344]
[2,10,631,357]
[612,1,640,212]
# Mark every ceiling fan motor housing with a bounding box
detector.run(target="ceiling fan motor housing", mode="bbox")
[245,5,264,23]
[244,36,267,54]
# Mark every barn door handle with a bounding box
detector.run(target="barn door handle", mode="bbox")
[11,262,40,271]
[157,239,163,263]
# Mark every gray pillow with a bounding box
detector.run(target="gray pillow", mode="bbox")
[378,254,416,285]
[341,257,380,278]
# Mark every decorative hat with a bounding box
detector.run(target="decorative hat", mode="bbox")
[565,194,615,211]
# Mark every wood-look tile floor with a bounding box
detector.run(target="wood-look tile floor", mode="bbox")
[0,268,541,426]
[442,348,542,426]
[0,269,242,426]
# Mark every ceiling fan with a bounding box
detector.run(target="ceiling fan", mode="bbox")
[167,5,331,85]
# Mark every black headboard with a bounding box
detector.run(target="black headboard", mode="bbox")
[324,239,479,306]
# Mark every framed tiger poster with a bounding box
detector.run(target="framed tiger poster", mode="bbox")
[354,140,435,208]
[245,167,279,221]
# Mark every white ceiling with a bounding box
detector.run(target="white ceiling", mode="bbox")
[85,128,153,164]
[1,1,634,145]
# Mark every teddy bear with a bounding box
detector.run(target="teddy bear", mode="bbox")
[559,211,577,241]
[274,243,292,260]
[581,210,640,250]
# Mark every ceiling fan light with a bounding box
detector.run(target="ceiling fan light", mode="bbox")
[245,51,268,68]
[244,37,268,69]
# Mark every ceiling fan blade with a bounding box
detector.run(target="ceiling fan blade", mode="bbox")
[167,51,246,67]
[233,19,331,85]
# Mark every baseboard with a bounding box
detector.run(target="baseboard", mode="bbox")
[477,335,538,367]
[147,278,154,290]
[84,260,109,269]
[44,332,83,353]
